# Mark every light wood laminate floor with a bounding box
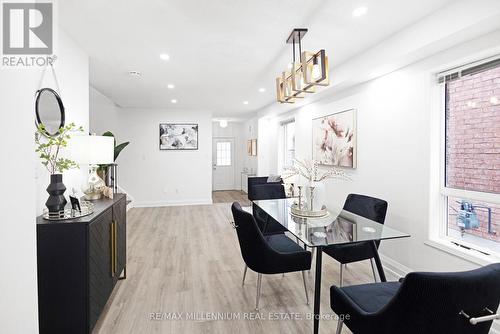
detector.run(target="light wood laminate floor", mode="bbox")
[93,203,378,334]
[212,190,251,206]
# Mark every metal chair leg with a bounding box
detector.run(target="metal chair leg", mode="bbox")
[242,265,248,286]
[336,318,344,334]
[309,248,316,273]
[339,264,344,287]
[301,271,309,305]
[370,258,377,282]
[255,273,262,310]
[370,258,378,282]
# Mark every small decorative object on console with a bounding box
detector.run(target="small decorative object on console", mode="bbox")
[102,186,114,199]
[69,195,81,212]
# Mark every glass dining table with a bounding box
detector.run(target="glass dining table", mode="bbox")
[252,198,410,334]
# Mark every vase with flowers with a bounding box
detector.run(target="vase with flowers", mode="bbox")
[35,123,83,216]
[282,158,350,213]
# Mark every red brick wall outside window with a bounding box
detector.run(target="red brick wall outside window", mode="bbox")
[445,65,500,244]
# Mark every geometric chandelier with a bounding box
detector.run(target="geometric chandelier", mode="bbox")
[276,28,329,104]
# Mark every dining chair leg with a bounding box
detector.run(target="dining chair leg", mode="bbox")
[336,318,344,334]
[339,264,344,287]
[370,258,378,282]
[301,271,309,305]
[242,265,248,286]
[255,273,262,311]
[309,248,316,273]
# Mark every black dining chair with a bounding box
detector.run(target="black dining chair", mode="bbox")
[323,193,388,286]
[231,202,312,310]
[247,176,288,235]
[331,263,500,334]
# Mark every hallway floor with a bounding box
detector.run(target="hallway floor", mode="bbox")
[212,190,251,206]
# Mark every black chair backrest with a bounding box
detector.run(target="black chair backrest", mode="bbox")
[343,194,388,224]
[231,202,273,272]
[380,263,500,334]
[248,176,285,201]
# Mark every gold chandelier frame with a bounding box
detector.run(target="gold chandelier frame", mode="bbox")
[276,29,329,104]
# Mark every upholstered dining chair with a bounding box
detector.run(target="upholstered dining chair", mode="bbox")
[331,263,500,334]
[231,202,312,310]
[323,194,388,286]
[247,176,288,235]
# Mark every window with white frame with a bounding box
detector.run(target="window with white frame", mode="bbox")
[281,120,295,170]
[438,57,500,256]
[216,141,231,166]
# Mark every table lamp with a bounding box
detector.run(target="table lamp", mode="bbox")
[71,134,114,200]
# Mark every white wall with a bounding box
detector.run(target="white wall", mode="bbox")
[257,117,278,176]
[0,66,40,334]
[257,30,500,277]
[90,91,213,206]
[0,28,89,333]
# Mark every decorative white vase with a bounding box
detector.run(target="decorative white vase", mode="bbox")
[305,181,326,211]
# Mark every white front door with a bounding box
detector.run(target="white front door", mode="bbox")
[212,137,235,191]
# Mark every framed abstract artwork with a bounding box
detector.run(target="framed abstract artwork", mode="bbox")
[312,109,357,168]
[159,123,198,150]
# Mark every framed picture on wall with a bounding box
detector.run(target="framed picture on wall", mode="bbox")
[247,140,252,156]
[312,109,357,168]
[251,139,257,156]
[159,123,199,150]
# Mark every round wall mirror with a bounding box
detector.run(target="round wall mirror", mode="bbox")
[35,88,65,137]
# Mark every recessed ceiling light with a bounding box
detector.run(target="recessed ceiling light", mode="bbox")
[352,6,368,17]
[219,120,228,128]
[258,88,266,93]
[243,101,249,105]
[160,53,170,60]
[490,96,499,105]
[167,84,175,89]
[171,99,177,104]
[128,70,142,77]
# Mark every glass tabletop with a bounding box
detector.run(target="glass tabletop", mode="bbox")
[253,198,410,247]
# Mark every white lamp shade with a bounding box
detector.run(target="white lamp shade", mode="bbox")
[71,135,114,165]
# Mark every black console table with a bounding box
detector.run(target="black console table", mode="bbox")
[36,194,127,334]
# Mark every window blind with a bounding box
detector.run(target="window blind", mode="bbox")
[437,55,500,84]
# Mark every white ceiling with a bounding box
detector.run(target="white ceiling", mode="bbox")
[58,0,455,117]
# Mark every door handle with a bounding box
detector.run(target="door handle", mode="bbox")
[114,220,118,275]
[110,221,115,277]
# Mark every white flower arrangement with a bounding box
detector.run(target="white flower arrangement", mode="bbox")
[282,158,351,183]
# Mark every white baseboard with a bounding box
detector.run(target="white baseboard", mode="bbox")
[379,254,499,333]
[379,254,412,280]
[132,198,213,208]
